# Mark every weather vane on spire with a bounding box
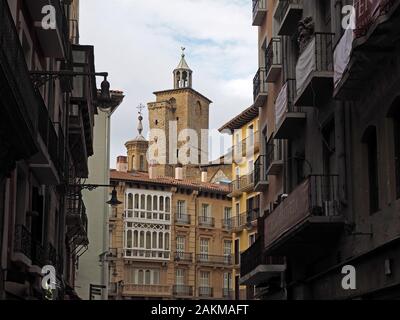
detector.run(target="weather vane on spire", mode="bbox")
[137,103,145,136]
[181,47,186,58]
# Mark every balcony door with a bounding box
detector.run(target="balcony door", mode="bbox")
[176,269,185,286]
[177,200,186,220]
[176,236,185,259]
[223,272,232,297]
[199,271,211,296]
[199,238,209,261]
[200,204,211,225]
[224,240,232,264]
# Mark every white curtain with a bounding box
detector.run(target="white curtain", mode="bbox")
[275,82,288,128]
[334,28,354,87]
[296,39,316,94]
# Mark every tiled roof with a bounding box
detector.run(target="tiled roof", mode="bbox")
[110,170,231,194]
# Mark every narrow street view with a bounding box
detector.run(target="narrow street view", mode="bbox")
[1,0,400,304]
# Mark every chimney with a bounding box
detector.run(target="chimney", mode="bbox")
[116,156,128,172]
[175,163,183,180]
[201,169,208,183]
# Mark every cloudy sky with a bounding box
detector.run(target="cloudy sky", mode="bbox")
[79,0,257,164]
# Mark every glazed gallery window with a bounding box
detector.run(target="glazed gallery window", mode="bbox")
[125,192,171,221]
[126,268,160,285]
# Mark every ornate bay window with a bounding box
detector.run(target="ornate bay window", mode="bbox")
[123,189,172,260]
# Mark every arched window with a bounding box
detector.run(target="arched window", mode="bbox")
[140,194,146,210]
[134,194,139,209]
[140,231,145,248]
[138,270,144,285]
[153,196,158,211]
[145,270,151,285]
[147,195,152,211]
[133,230,138,247]
[146,232,151,249]
[165,197,170,213]
[362,126,379,214]
[127,230,132,248]
[127,193,133,209]
[159,196,164,211]
[158,233,163,249]
[165,233,170,251]
[152,232,157,249]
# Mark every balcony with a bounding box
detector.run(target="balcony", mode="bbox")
[66,188,89,248]
[265,140,284,176]
[334,1,400,100]
[231,132,260,163]
[175,213,191,225]
[222,288,234,300]
[252,0,267,26]
[254,156,269,192]
[30,95,64,185]
[196,254,233,267]
[13,225,33,266]
[122,284,171,298]
[265,38,282,82]
[229,172,254,197]
[124,249,170,261]
[275,0,303,35]
[174,252,193,263]
[198,216,215,228]
[0,2,39,161]
[25,0,69,58]
[253,68,268,108]
[198,287,214,298]
[228,209,260,232]
[295,33,335,107]
[240,238,285,286]
[173,285,193,297]
[264,175,345,256]
[275,79,306,139]
[69,45,97,178]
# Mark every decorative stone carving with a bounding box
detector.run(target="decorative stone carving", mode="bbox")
[297,16,315,54]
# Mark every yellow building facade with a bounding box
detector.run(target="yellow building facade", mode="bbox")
[219,105,260,300]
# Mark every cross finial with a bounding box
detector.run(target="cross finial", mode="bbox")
[181,47,186,58]
[137,103,145,116]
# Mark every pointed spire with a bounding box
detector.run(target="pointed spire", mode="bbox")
[176,47,191,70]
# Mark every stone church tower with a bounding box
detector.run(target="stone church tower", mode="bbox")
[125,108,149,172]
[147,50,212,178]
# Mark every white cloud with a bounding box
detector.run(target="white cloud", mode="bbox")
[79,0,257,164]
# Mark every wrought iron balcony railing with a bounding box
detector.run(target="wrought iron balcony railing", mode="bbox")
[198,287,214,298]
[198,216,215,228]
[241,237,285,277]
[223,288,234,299]
[14,225,33,260]
[254,155,269,190]
[175,213,191,225]
[230,172,255,196]
[227,209,260,231]
[265,37,282,82]
[173,285,193,297]
[252,0,267,26]
[196,254,233,266]
[253,68,268,107]
[174,252,193,263]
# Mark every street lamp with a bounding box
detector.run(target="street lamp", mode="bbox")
[77,184,122,208]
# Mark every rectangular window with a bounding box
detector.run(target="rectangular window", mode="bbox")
[201,204,210,218]
[200,238,209,261]
[223,272,232,290]
[200,271,210,287]
[364,127,380,214]
[224,240,232,264]
[177,200,186,218]
[176,269,185,285]
[176,236,185,256]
